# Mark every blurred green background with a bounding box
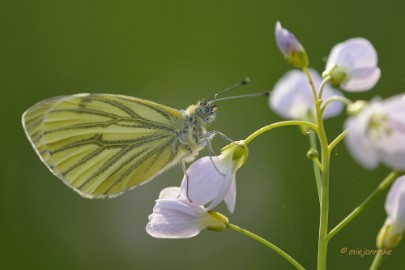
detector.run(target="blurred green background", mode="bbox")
[1,0,405,269]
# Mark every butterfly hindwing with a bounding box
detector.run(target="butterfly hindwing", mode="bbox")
[22,93,186,198]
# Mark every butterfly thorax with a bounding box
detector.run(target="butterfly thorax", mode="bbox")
[177,99,217,162]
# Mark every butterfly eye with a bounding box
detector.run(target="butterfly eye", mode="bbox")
[196,106,206,116]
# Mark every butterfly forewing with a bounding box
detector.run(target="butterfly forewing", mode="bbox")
[22,94,186,198]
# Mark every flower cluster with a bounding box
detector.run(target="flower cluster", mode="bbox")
[145,20,405,269]
[272,22,405,172]
[271,22,381,122]
[273,22,405,255]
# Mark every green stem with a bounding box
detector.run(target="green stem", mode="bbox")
[328,129,348,152]
[302,67,319,102]
[321,96,353,115]
[244,120,317,145]
[317,135,330,270]
[226,223,305,270]
[318,75,331,100]
[308,130,322,205]
[303,67,330,270]
[370,252,384,270]
[327,171,402,241]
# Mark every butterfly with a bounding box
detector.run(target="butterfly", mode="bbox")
[22,93,220,199]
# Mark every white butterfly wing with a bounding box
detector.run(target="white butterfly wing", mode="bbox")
[22,93,186,198]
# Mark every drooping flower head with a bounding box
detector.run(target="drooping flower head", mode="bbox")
[345,95,405,170]
[275,21,308,68]
[180,140,249,213]
[323,38,381,92]
[269,68,344,121]
[377,176,405,249]
[146,187,228,239]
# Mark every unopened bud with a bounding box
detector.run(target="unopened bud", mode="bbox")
[206,211,229,232]
[275,21,308,68]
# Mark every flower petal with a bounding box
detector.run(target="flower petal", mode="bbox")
[270,69,343,120]
[378,132,405,170]
[386,177,405,215]
[327,38,378,69]
[223,174,237,213]
[146,199,206,239]
[158,187,181,200]
[180,156,233,209]
[385,176,405,233]
[344,105,381,169]
[341,67,381,92]
[375,95,405,170]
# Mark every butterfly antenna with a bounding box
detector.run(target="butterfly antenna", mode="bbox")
[212,77,270,102]
[213,91,269,102]
[213,77,251,99]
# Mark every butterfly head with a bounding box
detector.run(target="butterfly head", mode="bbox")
[186,99,217,125]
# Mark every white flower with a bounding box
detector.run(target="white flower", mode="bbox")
[269,69,344,120]
[180,141,248,213]
[377,176,405,249]
[274,21,308,68]
[323,38,380,92]
[345,95,405,170]
[146,187,228,239]
[146,141,248,239]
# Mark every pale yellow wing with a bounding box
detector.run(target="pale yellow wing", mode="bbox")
[22,93,185,198]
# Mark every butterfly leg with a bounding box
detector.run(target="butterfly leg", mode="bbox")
[201,131,233,176]
[206,139,225,177]
[181,160,193,202]
[210,130,234,143]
